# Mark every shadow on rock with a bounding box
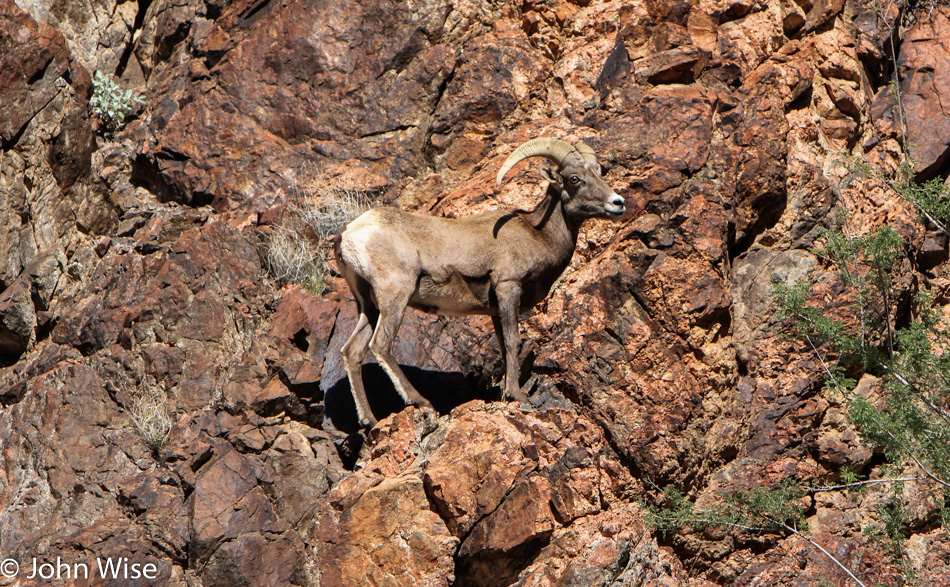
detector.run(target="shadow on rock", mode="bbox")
[323,363,493,434]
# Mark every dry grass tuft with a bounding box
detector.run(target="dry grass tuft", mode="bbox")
[130,387,173,452]
[297,187,371,240]
[264,224,327,295]
[262,186,373,294]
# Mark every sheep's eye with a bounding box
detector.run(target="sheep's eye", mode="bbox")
[569,175,581,185]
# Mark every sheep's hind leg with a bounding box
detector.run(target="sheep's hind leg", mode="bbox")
[342,312,378,428]
[370,294,435,412]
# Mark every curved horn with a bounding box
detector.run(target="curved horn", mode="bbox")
[574,141,599,166]
[496,138,589,185]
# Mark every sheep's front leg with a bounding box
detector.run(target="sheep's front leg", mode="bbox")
[495,281,529,403]
[491,314,506,386]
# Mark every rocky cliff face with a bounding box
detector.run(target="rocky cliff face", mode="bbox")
[2,0,950,584]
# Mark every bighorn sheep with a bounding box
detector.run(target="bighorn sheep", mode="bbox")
[335,137,625,427]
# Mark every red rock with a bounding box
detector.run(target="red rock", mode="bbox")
[312,476,458,587]
[123,0,463,210]
[429,32,549,176]
[0,0,87,145]
[15,0,141,75]
[853,0,899,79]
[802,0,845,33]
[459,475,557,557]
[514,504,687,586]
[47,518,174,584]
[227,376,306,419]
[312,403,679,586]
[203,531,307,586]
[456,475,558,586]
[423,405,540,536]
[813,405,873,469]
[267,288,339,376]
[0,0,108,295]
[547,446,602,524]
[52,217,261,355]
[899,6,950,179]
[717,9,786,77]
[820,116,858,142]
[265,439,336,528]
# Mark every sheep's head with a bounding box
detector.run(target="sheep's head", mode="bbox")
[496,137,626,220]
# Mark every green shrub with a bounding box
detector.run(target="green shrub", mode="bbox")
[774,213,950,493]
[769,174,950,584]
[89,70,144,134]
[645,480,808,537]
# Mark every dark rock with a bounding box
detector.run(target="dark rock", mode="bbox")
[0,279,36,363]
[634,45,705,84]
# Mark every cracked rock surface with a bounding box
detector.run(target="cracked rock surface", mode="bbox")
[2,0,950,584]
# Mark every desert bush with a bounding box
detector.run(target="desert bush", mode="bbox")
[772,196,950,495]
[647,175,949,586]
[264,224,327,296]
[262,186,372,295]
[297,187,371,240]
[768,182,950,583]
[264,187,370,295]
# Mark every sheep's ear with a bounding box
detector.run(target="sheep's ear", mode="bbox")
[541,166,562,190]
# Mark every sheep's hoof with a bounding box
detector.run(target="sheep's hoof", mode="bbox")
[504,389,529,403]
[412,397,435,411]
[359,416,378,429]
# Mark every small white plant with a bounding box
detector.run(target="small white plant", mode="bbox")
[89,70,144,134]
[130,388,173,452]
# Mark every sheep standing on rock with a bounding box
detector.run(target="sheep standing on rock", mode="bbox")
[335,137,626,428]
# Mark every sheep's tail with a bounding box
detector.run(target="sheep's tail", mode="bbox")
[329,233,343,262]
